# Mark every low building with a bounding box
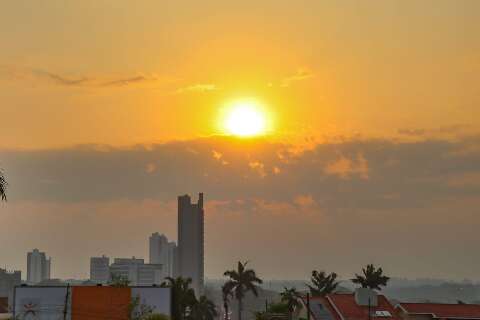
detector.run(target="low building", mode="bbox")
[300,289,401,320]
[0,268,21,307]
[109,257,163,286]
[396,303,480,320]
[13,286,171,320]
[90,255,110,284]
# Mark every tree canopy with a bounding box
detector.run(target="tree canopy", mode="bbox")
[351,264,390,291]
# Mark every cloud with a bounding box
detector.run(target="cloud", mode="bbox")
[280,68,315,87]
[1,135,479,209]
[0,65,165,88]
[248,161,267,178]
[1,135,480,279]
[175,83,217,94]
[397,124,472,138]
[397,128,426,136]
[100,76,156,87]
[212,150,228,165]
[32,70,90,86]
[324,153,369,179]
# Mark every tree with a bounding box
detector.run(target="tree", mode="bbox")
[129,294,154,320]
[223,261,263,320]
[222,283,234,320]
[109,274,131,287]
[144,315,171,320]
[161,277,196,320]
[0,169,7,201]
[255,302,291,320]
[351,264,390,291]
[280,287,303,320]
[307,270,339,296]
[266,302,290,314]
[189,295,218,320]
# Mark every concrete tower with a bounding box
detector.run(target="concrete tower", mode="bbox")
[177,193,204,296]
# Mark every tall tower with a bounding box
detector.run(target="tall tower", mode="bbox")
[177,193,204,295]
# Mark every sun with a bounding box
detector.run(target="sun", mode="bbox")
[223,100,268,137]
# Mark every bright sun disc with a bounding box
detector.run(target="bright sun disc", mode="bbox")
[224,101,267,137]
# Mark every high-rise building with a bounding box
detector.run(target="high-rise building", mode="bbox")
[149,232,177,278]
[177,193,204,296]
[109,257,163,286]
[90,255,110,283]
[27,249,51,284]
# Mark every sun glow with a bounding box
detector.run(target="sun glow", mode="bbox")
[223,100,268,137]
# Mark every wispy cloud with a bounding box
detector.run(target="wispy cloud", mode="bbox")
[32,70,90,86]
[100,75,156,87]
[0,65,166,88]
[280,68,315,87]
[175,83,217,94]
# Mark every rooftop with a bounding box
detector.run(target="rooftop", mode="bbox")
[398,303,480,319]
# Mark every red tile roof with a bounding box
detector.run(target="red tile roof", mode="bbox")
[302,293,401,320]
[326,293,401,320]
[398,303,480,319]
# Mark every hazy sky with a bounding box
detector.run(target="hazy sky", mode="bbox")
[0,0,479,281]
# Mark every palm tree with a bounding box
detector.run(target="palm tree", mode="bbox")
[307,270,339,296]
[0,170,7,201]
[189,295,218,320]
[280,287,302,320]
[351,264,390,291]
[222,283,233,320]
[161,277,196,320]
[223,261,263,320]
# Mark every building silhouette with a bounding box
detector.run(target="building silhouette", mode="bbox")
[149,232,177,278]
[177,193,204,295]
[27,249,50,284]
[0,268,21,306]
[90,255,110,284]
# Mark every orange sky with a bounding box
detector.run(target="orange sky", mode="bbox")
[1,0,479,148]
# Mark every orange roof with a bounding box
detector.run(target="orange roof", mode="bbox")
[302,293,401,320]
[398,303,480,319]
[327,293,401,320]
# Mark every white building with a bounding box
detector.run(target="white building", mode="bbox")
[90,255,110,283]
[27,249,51,284]
[109,257,163,286]
[177,193,204,296]
[149,232,177,279]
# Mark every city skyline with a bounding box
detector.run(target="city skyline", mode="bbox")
[1,1,480,283]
